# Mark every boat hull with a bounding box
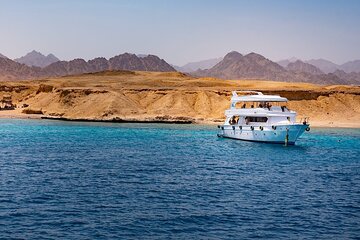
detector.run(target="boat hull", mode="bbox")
[217,124,309,145]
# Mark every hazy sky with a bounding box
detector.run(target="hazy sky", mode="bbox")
[1,0,359,65]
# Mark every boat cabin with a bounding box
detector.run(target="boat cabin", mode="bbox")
[225,91,295,126]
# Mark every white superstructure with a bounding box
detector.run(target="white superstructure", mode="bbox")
[217,91,310,145]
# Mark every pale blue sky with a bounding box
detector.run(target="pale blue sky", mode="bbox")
[0,0,359,65]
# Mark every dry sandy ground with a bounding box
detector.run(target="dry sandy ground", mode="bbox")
[0,71,359,128]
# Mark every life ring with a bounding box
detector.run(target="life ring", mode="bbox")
[272,126,277,130]
[259,126,263,131]
[250,126,254,131]
[306,127,310,131]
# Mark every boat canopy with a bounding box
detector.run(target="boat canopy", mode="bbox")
[231,91,288,102]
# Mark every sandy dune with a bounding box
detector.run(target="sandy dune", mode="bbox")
[0,71,359,128]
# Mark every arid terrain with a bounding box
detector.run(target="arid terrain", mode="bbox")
[0,70,359,127]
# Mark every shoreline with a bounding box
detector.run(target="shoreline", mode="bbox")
[0,111,359,128]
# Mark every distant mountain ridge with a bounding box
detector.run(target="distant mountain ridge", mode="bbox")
[278,57,360,74]
[0,52,176,80]
[193,51,359,85]
[304,59,339,74]
[1,50,359,85]
[0,53,8,59]
[277,57,298,68]
[15,50,60,68]
[0,57,40,80]
[341,60,360,73]
[174,57,223,72]
[196,51,287,81]
[287,60,324,75]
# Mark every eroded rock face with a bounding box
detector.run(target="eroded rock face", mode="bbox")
[36,84,54,94]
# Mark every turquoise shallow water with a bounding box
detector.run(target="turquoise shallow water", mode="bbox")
[0,119,359,239]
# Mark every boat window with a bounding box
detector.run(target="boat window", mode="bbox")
[245,117,268,123]
[229,115,239,125]
[235,102,247,108]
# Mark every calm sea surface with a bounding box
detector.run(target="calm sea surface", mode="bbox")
[0,119,359,239]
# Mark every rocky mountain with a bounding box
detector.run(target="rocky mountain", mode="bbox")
[277,57,298,68]
[109,53,175,72]
[42,59,91,77]
[332,69,360,84]
[340,60,360,73]
[0,53,8,59]
[192,51,357,85]
[287,60,324,75]
[305,59,339,74]
[0,52,176,80]
[174,57,223,72]
[15,50,60,68]
[0,57,39,80]
[88,57,109,72]
[302,59,360,74]
[194,51,291,81]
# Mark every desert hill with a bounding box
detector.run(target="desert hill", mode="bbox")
[0,70,359,128]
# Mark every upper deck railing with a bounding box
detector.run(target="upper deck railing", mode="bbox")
[231,91,288,105]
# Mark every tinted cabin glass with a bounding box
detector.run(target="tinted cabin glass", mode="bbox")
[246,117,268,122]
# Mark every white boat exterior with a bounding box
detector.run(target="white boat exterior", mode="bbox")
[217,91,310,145]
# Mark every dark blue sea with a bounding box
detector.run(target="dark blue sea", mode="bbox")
[0,119,359,239]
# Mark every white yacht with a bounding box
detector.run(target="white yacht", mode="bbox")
[217,91,310,145]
